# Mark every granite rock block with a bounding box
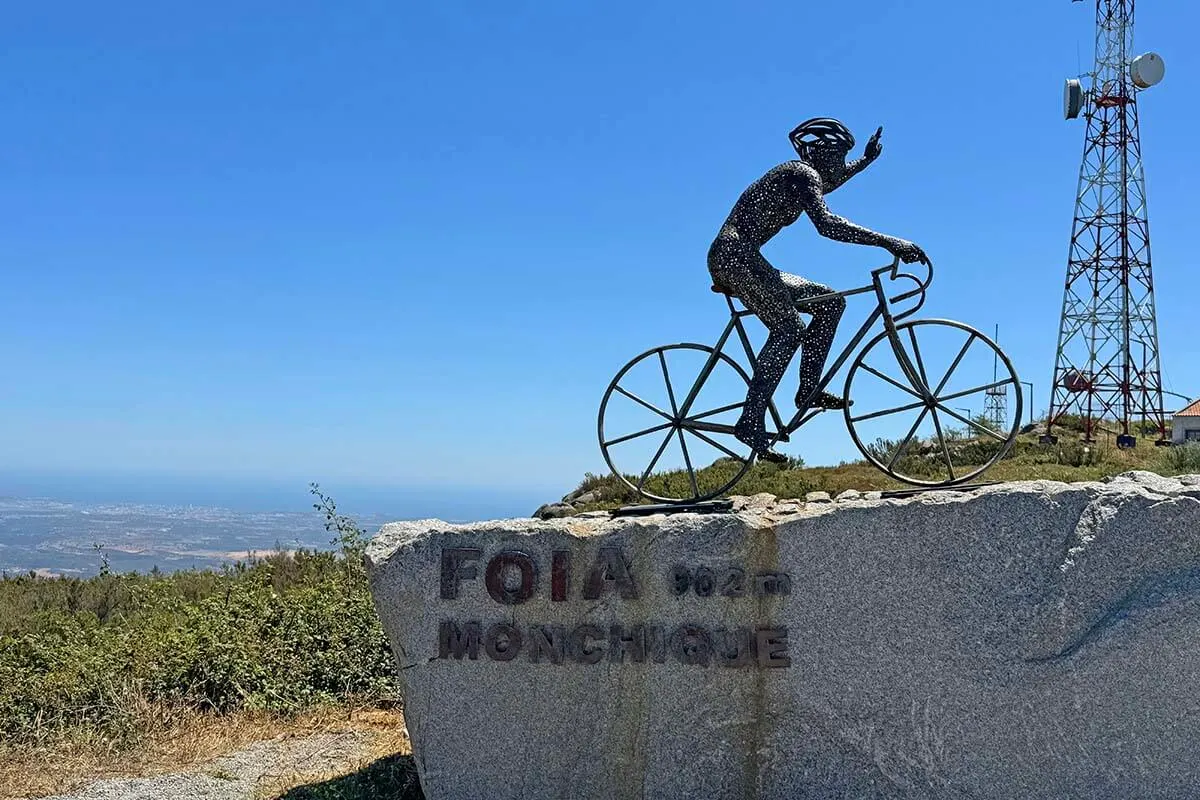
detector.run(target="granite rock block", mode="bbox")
[366,473,1200,799]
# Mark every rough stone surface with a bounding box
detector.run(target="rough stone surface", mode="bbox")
[805,490,832,503]
[366,472,1200,800]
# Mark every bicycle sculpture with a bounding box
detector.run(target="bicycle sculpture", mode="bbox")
[597,118,1022,504]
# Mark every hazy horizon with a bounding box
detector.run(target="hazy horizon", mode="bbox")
[0,468,558,516]
[0,470,560,577]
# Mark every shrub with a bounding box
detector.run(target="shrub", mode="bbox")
[1054,438,1108,467]
[0,488,400,749]
[1159,443,1200,474]
[863,437,903,464]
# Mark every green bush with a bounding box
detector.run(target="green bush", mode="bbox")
[1054,438,1108,467]
[0,486,400,749]
[1159,443,1200,474]
[1134,420,1168,437]
[1054,414,1090,433]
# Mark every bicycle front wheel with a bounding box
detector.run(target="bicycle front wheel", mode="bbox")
[843,320,1022,486]
[598,343,781,504]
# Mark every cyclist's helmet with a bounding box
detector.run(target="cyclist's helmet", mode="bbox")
[789,117,855,160]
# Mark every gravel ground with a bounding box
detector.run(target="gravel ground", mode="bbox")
[34,731,372,800]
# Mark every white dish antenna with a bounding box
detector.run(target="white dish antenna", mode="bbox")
[1064,79,1084,120]
[1131,52,1165,88]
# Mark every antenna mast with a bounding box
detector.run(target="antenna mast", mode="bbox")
[1044,0,1168,448]
[984,324,1008,429]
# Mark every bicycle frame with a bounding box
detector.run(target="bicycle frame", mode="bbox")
[674,256,934,443]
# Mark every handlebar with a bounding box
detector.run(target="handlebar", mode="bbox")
[873,255,934,319]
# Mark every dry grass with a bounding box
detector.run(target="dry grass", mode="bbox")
[796,433,1166,494]
[0,705,410,800]
[251,709,413,799]
[573,428,1181,512]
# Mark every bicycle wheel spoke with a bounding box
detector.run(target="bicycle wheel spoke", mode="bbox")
[676,348,724,418]
[658,350,680,416]
[613,385,673,421]
[685,427,745,462]
[603,420,675,448]
[675,428,699,497]
[937,378,1014,405]
[686,401,744,422]
[638,429,676,492]
[888,406,930,471]
[907,325,932,388]
[896,351,929,398]
[935,404,1007,442]
[928,406,956,481]
[849,398,927,424]
[932,333,977,398]
[859,363,925,400]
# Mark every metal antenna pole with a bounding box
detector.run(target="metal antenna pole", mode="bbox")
[984,323,1008,429]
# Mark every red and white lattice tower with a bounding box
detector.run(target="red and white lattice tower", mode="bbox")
[1043,0,1168,448]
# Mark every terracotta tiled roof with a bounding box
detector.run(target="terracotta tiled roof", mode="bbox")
[1175,398,1200,417]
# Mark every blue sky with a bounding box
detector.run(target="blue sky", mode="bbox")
[2,0,1197,501]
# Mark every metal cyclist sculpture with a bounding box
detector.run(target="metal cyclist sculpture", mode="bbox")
[708,118,928,463]
[598,117,1023,505]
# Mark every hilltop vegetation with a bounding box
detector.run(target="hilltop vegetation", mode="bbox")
[0,485,415,798]
[566,418,1200,512]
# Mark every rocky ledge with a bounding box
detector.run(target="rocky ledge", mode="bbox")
[366,471,1200,800]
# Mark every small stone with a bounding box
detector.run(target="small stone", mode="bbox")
[835,489,862,502]
[770,505,804,521]
[731,493,776,512]
[532,502,575,520]
[562,487,591,503]
[569,491,600,506]
[804,491,832,503]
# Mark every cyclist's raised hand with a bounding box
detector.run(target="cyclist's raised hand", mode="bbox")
[890,239,929,266]
[863,126,883,162]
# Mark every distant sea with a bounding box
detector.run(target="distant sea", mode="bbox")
[0,471,554,577]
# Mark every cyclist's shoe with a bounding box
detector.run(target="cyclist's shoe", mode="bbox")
[796,389,854,411]
[733,419,788,464]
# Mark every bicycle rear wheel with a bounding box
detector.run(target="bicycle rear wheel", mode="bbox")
[843,320,1022,486]
[597,343,783,504]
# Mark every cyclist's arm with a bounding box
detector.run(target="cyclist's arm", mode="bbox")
[820,156,870,193]
[838,155,871,185]
[800,174,901,250]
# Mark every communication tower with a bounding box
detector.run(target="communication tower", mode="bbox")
[983,324,1008,430]
[1043,0,1168,448]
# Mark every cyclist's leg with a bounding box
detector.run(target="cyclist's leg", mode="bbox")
[710,249,804,461]
[781,273,847,408]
